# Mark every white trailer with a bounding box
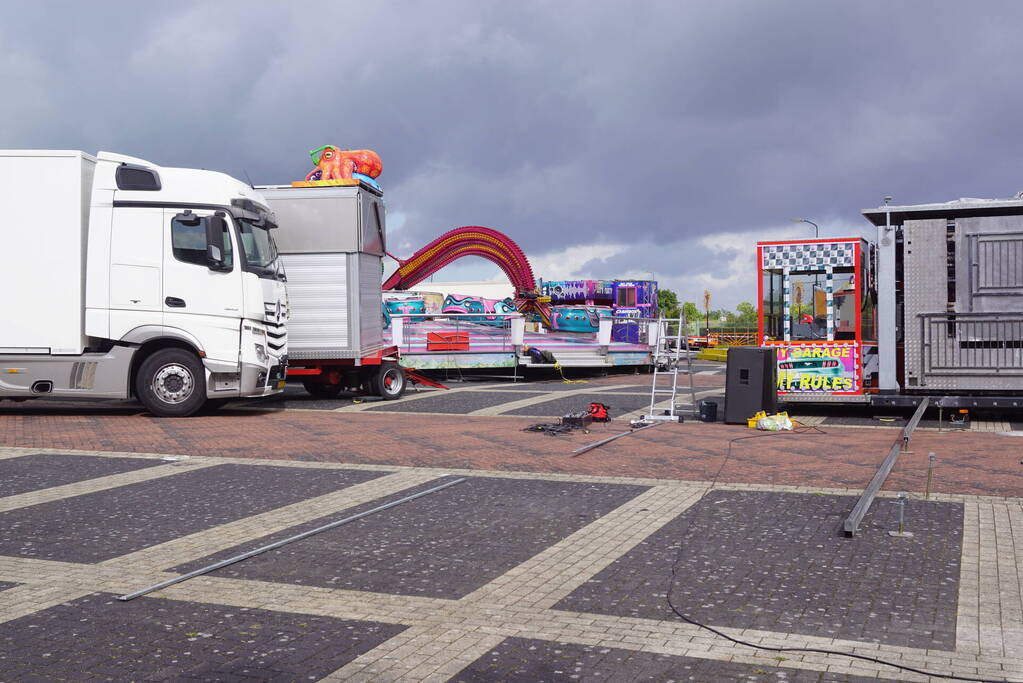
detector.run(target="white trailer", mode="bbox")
[0,150,289,416]
[257,183,406,399]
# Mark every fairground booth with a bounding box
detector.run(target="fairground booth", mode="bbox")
[757,238,878,401]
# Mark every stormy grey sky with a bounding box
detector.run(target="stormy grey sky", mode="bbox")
[4,1,1023,308]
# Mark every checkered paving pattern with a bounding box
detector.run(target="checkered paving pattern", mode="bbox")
[556,490,963,650]
[174,477,649,599]
[454,636,899,682]
[0,592,404,681]
[0,447,1019,682]
[0,463,382,563]
[0,453,164,497]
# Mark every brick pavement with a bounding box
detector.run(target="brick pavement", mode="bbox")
[556,490,964,650]
[0,463,382,563]
[0,452,164,496]
[0,447,1019,681]
[174,477,649,599]
[0,592,405,681]
[1,405,1020,497]
[2,367,1022,681]
[453,637,901,682]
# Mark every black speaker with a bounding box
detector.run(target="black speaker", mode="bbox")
[724,347,777,424]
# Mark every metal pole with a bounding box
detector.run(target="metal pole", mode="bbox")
[571,422,662,456]
[844,398,929,536]
[925,452,935,500]
[117,477,468,602]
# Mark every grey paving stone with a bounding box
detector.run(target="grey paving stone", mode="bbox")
[454,636,898,682]
[556,490,963,650]
[0,592,404,682]
[502,393,654,417]
[0,464,384,563]
[175,477,649,599]
[366,391,543,414]
[254,385,382,410]
[819,415,943,429]
[597,384,659,393]
[0,453,165,497]
[495,382,641,392]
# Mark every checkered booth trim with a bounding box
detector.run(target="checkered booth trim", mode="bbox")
[761,242,857,270]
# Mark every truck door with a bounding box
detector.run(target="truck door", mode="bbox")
[162,209,243,365]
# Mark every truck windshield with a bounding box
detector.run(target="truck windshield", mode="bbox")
[237,218,278,269]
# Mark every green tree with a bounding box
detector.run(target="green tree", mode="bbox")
[657,288,680,318]
[681,301,700,324]
[735,301,757,325]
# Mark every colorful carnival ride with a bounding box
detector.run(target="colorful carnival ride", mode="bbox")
[382,226,553,326]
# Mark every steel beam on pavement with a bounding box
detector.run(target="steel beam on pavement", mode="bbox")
[571,422,661,457]
[843,397,929,537]
[117,476,468,602]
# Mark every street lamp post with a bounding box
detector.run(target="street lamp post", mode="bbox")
[790,217,819,238]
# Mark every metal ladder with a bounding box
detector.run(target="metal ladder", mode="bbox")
[642,316,697,422]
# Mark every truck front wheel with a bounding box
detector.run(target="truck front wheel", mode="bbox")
[136,348,207,417]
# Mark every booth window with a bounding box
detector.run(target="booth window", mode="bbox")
[788,271,827,340]
[832,271,856,340]
[762,270,783,340]
[616,286,636,307]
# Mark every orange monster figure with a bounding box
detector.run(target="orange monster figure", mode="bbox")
[304,146,383,182]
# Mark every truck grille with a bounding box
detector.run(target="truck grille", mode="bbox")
[264,302,288,352]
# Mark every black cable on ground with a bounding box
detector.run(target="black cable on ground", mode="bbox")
[665,426,1016,683]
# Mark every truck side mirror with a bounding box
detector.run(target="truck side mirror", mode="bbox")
[205,214,229,271]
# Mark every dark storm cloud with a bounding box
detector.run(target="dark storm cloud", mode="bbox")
[4,1,1023,305]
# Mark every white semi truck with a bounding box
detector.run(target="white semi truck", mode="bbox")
[0,150,288,416]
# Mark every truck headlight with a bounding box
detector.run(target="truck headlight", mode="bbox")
[254,343,268,364]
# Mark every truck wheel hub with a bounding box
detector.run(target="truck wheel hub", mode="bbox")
[153,364,194,404]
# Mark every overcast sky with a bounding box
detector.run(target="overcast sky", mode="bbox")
[4,2,1023,308]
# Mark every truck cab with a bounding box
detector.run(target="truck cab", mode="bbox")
[0,150,288,416]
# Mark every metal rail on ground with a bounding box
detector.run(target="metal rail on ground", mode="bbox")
[571,422,662,456]
[842,398,930,537]
[117,476,468,601]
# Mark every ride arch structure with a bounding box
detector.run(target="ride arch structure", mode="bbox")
[383,226,551,324]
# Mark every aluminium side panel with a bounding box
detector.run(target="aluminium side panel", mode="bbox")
[279,253,354,359]
[261,186,363,253]
[261,185,387,360]
[907,216,1023,392]
[0,150,95,355]
[955,215,1023,313]
[357,253,384,356]
[902,219,947,390]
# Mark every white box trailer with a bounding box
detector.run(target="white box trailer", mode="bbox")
[3,150,95,355]
[258,183,406,399]
[0,150,290,416]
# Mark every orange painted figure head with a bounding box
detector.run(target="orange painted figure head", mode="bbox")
[304,146,383,182]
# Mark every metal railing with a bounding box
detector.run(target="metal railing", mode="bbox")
[713,330,758,347]
[920,312,1023,377]
[387,312,523,355]
[388,313,667,353]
